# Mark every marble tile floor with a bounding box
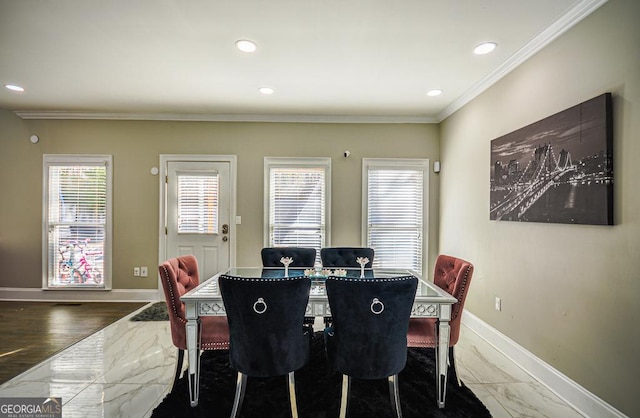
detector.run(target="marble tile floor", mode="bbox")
[0,303,586,418]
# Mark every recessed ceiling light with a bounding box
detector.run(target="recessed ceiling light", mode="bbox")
[474,42,497,55]
[235,39,257,53]
[4,84,24,92]
[259,87,274,95]
[427,89,443,97]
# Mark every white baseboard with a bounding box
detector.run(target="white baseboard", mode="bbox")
[0,287,161,303]
[462,311,627,418]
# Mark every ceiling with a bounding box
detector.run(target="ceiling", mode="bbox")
[0,0,605,123]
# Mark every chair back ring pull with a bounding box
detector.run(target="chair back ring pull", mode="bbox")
[253,297,268,314]
[370,298,384,315]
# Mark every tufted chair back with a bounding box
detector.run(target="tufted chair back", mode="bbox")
[158,255,230,390]
[219,274,312,417]
[406,254,473,387]
[159,255,229,349]
[260,247,317,267]
[407,254,473,347]
[320,247,374,268]
[325,275,418,418]
[432,254,474,337]
[325,275,418,378]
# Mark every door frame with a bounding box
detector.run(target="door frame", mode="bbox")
[158,154,237,299]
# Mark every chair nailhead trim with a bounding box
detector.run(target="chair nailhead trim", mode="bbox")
[220,275,308,282]
[452,266,471,319]
[202,341,230,349]
[325,275,416,282]
[161,265,182,320]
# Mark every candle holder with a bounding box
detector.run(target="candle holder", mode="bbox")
[280,256,293,277]
[356,257,369,278]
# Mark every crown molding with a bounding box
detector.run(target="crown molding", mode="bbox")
[437,0,608,122]
[14,111,437,124]
[13,0,606,126]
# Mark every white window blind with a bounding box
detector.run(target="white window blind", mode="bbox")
[177,172,219,234]
[265,158,330,255]
[44,155,112,289]
[364,159,427,273]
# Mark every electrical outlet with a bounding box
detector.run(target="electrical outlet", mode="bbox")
[140,266,148,277]
[134,267,140,277]
[495,297,502,311]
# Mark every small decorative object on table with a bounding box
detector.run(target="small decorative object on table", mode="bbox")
[333,268,347,277]
[304,268,337,278]
[356,257,369,278]
[280,256,293,277]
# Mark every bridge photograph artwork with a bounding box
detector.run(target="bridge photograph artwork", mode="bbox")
[490,93,613,225]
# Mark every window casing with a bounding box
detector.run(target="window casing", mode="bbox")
[43,155,112,289]
[264,157,331,258]
[362,158,428,276]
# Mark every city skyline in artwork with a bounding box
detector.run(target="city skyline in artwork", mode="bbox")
[490,93,613,225]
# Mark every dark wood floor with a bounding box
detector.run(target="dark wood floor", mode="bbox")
[0,301,147,384]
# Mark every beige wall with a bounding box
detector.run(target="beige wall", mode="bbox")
[0,116,439,290]
[439,0,639,415]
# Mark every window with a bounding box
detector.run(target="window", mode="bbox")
[43,155,112,289]
[177,172,219,234]
[363,159,428,275]
[264,158,331,257]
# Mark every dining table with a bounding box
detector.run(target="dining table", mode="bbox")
[180,266,458,409]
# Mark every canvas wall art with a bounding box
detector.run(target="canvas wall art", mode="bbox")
[490,93,613,225]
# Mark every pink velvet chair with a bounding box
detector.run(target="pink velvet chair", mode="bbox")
[407,254,474,385]
[159,255,230,390]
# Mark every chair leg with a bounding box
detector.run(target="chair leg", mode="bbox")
[339,374,351,418]
[388,374,403,418]
[434,320,440,388]
[172,349,184,391]
[288,371,299,418]
[324,316,333,328]
[449,346,462,387]
[230,372,247,418]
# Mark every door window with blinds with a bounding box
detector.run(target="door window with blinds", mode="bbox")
[43,155,112,289]
[264,157,331,256]
[363,159,428,275]
[177,171,219,234]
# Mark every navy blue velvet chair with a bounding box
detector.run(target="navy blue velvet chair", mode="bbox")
[320,247,374,268]
[325,275,418,418]
[260,247,317,267]
[218,274,312,418]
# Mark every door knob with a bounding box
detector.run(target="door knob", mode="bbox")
[222,236,228,242]
[222,224,229,234]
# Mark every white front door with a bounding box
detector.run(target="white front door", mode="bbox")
[164,159,233,280]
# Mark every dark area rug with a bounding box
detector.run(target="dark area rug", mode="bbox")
[130,301,168,321]
[151,332,491,417]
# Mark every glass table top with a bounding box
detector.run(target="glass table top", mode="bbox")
[182,267,455,302]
